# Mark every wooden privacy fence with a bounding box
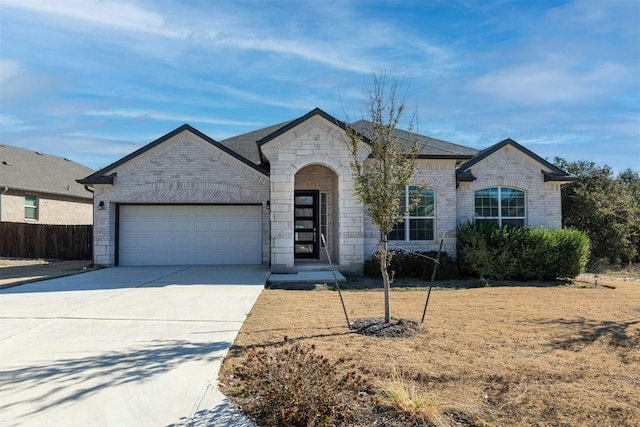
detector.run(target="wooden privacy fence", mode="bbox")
[0,222,92,260]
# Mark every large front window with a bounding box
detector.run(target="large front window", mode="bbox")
[475,187,525,227]
[389,186,435,241]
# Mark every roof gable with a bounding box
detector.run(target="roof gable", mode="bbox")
[1,144,94,199]
[257,108,355,147]
[79,124,268,185]
[456,138,573,183]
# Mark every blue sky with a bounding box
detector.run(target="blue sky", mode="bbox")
[1,0,638,173]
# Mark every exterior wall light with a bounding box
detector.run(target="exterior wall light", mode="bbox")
[98,201,105,210]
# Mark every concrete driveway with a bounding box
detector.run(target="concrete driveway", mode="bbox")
[0,265,269,427]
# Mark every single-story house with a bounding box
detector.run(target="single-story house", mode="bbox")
[1,144,94,225]
[78,108,573,270]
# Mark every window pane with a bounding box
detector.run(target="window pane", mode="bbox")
[501,188,525,217]
[396,187,408,215]
[295,232,315,241]
[502,219,525,228]
[295,244,314,254]
[388,221,405,241]
[294,196,314,205]
[25,206,37,219]
[295,220,313,229]
[25,195,37,219]
[409,219,433,241]
[294,208,314,217]
[409,188,434,217]
[475,188,498,217]
[320,192,327,247]
[475,219,499,227]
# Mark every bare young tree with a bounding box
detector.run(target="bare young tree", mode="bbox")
[346,74,423,323]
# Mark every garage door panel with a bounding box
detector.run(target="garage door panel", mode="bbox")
[210,221,228,232]
[156,221,173,232]
[244,221,262,232]
[228,221,247,232]
[119,205,262,266]
[193,221,211,232]
[173,221,191,233]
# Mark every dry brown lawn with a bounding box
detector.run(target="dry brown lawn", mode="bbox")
[221,276,640,427]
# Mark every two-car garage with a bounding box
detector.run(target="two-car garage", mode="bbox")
[118,205,263,266]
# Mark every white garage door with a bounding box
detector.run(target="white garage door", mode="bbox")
[118,205,262,266]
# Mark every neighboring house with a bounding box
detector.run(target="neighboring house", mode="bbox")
[78,108,573,270]
[1,145,94,225]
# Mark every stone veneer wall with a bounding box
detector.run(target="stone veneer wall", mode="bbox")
[261,116,369,271]
[456,146,563,229]
[92,130,270,266]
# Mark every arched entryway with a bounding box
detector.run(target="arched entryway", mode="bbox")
[294,165,339,264]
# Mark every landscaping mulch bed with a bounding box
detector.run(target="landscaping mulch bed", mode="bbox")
[350,317,421,338]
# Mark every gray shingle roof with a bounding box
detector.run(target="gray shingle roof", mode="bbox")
[350,120,479,158]
[218,120,293,166]
[79,108,483,185]
[1,144,94,199]
[217,110,478,165]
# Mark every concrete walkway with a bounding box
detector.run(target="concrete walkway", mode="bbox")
[0,266,268,427]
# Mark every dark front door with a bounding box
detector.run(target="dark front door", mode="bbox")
[294,190,319,259]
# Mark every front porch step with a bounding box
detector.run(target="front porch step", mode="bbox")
[267,270,346,284]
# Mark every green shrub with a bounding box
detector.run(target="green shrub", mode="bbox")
[457,222,590,280]
[229,344,370,426]
[552,228,591,278]
[364,250,458,280]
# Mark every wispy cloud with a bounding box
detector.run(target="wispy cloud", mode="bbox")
[0,0,637,173]
[0,114,34,132]
[84,109,262,127]
[468,61,629,105]
[0,0,186,38]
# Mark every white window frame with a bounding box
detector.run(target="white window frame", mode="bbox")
[474,187,526,227]
[389,186,435,241]
[24,194,38,220]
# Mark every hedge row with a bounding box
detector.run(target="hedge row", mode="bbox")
[363,224,590,282]
[456,222,590,280]
[363,250,458,280]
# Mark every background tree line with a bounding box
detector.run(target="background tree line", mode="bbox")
[554,158,640,267]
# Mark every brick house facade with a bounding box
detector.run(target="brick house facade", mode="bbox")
[1,145,93,225]
[79,108,573,270]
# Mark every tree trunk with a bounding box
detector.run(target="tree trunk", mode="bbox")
[379,239,391,323]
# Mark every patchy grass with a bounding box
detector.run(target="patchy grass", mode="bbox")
[221,275,640,427]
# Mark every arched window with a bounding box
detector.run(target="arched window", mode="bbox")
[389,186,435,241]
[474,187,525,227]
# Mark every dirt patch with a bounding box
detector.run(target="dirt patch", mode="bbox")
[0,258,95,289]
[221,276,640,427]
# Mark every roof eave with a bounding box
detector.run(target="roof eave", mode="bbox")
[2,184,93,199]
[417,154,475,160]
[455,170,476,188]
[76,174,115,185]
[543,172,576,183]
